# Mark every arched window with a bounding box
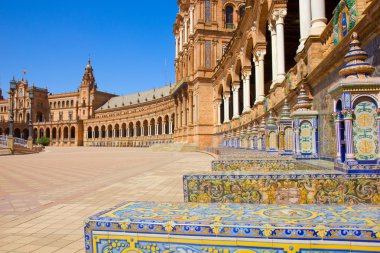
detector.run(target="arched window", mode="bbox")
[225,6,234,29]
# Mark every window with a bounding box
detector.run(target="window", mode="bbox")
[205,0,211,23]
[59,112,63,121]
[50,113,54,122]
[68,111,73,121]
[205,40,212,68]
[225,6,234,29]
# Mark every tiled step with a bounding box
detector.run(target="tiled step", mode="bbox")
[149,142,198,152]
[0,148,11,156]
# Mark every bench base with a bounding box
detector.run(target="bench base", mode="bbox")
[90,233,380,253]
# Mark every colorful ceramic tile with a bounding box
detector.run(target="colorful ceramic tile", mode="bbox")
[183,173,380,205]
[211,160,323,172]
[84,202,380,253]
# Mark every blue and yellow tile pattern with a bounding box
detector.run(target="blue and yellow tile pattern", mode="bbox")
[183,173,380,205]
[84,201,380,253]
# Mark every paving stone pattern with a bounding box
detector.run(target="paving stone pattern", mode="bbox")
[0,147,212,253]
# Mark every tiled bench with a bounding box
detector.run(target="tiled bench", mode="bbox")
[183,172,380,205]
[84,201,380,253]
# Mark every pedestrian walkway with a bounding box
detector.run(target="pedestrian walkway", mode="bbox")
[0,147,213,253]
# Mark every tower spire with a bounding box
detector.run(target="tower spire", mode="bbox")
[82,58,95,89]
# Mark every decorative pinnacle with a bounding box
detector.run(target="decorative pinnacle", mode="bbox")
[339,32,375,78]
[294,84,312,111]
[280,99,291,119]
[259,117,266,131]
[267,111,276,126]
[86,56,92,70]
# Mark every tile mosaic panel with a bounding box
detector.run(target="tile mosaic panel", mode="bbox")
[85,202,380,253]
[183,173,380,205]
[211,159,320,172]
[353,100,378,161]
[284,127,294,151]
[300,121,313,154]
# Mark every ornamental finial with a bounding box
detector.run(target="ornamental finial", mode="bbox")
[280,99,291,119]
[294,84,312,111]
[267,111,276,127]
[339,32,375,78]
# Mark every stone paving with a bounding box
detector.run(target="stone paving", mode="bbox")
[0,147,213,253]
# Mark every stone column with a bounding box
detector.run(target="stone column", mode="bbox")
[162,124,166,135]
[343,110,355,161]
[223,93,230,123]
[232,83,240,119]
[298,0,312,52]
[217,100,222,125]
[175,36,179,59]
[188,90,193,125]
[310,0,327,35]
[189,7,194,35]
[141,127,144,136]
[169,121,173,134]
[92,131,95,139]
[127,128,130,137]
[255,50,266,104]
[182,94,187,126]
[178,96,183,128]
[242,71,251,113]
[184,18,188,44]
[68,128,71,144]
[312,127,317,155]
[155,124,159,136]
[134,127,137,137]
[175,98,179,130]
[295,128,300,154]
[334,112,342,162]
[254,58,260,104]
[148,125,151,136]
[279,131,285,151]
[179,28,183,52]
[273,9,287,82]
[268,23,278,87]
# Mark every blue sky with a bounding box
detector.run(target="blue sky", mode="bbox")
[0,0,177,96]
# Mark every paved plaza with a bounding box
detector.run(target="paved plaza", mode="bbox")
[0,148,213,252]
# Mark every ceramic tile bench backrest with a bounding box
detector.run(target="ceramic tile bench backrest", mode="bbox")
[183,173,380,205]
[211,159,320,171]
[84,201,380,253]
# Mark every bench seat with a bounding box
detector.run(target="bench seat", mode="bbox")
[84,201,380,253]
